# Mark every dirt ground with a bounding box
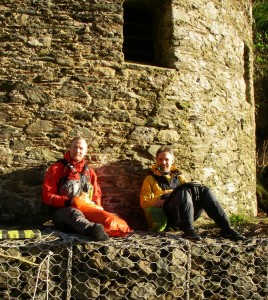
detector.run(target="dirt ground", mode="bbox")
[1,213,267,240]
[193,212,268,239]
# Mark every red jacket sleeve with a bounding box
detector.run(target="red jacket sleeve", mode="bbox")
[90,168,102,206]
[42,163,69,207]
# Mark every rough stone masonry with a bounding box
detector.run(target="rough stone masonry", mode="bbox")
[0,0,256,228]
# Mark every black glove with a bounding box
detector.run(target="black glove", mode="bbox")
[64,198,73,207]
[160,193,172,201]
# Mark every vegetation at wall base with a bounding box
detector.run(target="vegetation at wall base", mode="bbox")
[253,0,268,215]
[229,214,250,227]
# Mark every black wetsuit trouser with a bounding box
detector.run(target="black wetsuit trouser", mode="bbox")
[50,207,93,234]
[163,183,231,231]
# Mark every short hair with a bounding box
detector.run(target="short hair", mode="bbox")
[156,146,174,158]
[69,136,87,147]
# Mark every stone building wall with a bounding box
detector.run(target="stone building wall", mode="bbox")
[0,0,256,227]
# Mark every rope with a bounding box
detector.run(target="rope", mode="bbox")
[46,251,52,300]
[0,252,39,266]
[66,241,74,300]
[32,251,53,300]
[186,240,191,300]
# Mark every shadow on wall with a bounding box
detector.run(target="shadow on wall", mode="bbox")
[0,165,48,226]
[95,159,148,231]
[0,160,149,230]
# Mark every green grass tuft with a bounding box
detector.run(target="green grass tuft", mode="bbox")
[229,214,250,226]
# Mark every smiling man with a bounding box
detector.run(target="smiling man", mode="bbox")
[140,145,245,241]
[42,137,109,241]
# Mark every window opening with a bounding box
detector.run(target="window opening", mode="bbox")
[123,6,154,64]
[123,0,173,68]
[243,43,251,104]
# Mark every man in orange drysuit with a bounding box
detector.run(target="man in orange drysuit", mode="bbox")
[43,136,109,241]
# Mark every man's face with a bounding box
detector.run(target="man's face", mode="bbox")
[69,139,88,162]
[156,151,174,173]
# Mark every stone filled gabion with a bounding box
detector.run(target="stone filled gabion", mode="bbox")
[0,0,256,226]
[0,232,267,299]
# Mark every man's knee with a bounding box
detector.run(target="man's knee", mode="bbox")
[180,189,194,204]
[69,208,86,220]
[201,185,211,195]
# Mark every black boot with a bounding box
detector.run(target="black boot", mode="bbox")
[183,228,201,241]
[85,224,109,241]
[220,228,245,241]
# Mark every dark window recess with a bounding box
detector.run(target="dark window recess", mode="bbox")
[123,7,154,64]
[243,43,251,104]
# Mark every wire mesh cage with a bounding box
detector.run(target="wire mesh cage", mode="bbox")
[0,231,267,300]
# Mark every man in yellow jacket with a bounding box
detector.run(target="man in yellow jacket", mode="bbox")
[140,146,245,241]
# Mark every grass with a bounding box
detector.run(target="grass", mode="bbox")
[229,214,250,227]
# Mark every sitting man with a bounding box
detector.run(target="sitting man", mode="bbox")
[140,145,245,241]
[42,136,109,241]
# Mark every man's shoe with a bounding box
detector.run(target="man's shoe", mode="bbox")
[183,228,201,241]
[85,224,109,241]
[220,228,245,241]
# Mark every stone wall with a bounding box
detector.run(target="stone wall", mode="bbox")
[0,0,256,227]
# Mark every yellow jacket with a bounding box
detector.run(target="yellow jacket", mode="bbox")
[140,164,187,209]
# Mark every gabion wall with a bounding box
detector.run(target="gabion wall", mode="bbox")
[0,232,267,300]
